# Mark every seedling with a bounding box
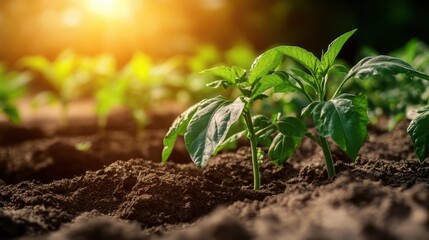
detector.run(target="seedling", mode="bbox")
[270,29,429,178]
[163,29,429,190]
[0,64,30,124]
[20,51,94,127]
[162,50,307,190]
[345,39,429,130]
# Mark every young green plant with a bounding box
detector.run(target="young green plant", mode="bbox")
[162,51,307,190]
[0,65,30,124]
[20,51,94,127]
[270,29,429,177]
[407,105,429,163]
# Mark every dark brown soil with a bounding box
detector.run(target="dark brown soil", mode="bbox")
[1,110,428,240]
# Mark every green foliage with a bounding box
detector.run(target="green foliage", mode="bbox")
[164,29,429,190]
[407,106,429,162]
[271,29,429,177]
[20,50,95,126]
[0,65,30,124]
[163,48,306,190]
[346,39,429,130]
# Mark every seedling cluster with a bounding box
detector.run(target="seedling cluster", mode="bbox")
[163,29,429,190]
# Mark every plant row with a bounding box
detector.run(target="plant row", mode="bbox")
[162,29,429,190]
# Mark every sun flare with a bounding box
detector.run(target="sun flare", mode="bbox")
[87,0,121,17]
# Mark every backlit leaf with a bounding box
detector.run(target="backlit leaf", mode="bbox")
[248,48,283,84]
[320,29,357,73]
[185,97,245,167]
[162,102,200,162]
[346,55,429,81]
[275,46,320,74]
[252,71,288,98]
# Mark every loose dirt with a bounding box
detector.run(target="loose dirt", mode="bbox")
[1,111,428,240]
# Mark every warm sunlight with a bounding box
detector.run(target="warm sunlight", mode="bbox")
[86,0,123,18]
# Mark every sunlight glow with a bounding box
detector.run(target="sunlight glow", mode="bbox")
[87,0,122,18]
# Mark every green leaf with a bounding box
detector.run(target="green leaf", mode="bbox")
[320,29,357,73]
[346,55,429,81]
[407,110,429,162]
[202,66,234,83]
[289,68,316,88]
[0,101,20,124]
[185,97,245,167]
[248,48,283,84]
[162,102,200,163]
[302,94,369,161]
[268,134,302,165]
[214,130,246,154]
[207,80,227,88]
[202,66,246,85]
[252,71,288,98]
[268,117,306,165]
[253,115,276,146]
[275,46,320,74]
[276,117,307,137]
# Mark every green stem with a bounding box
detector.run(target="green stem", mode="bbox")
[332,76,352,98]
[319,136,335,178]
[243,109,261,190]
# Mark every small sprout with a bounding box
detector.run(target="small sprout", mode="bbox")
[75,141,92,152]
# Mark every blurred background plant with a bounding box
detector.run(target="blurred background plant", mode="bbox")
[345,39,429,130]
[0,0,428,133]
[0,64,30,124]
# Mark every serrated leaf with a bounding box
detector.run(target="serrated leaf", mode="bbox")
[320,29,357,73]
[407,110,429,162]
[346,55,429,81]
[275,46,320,74]
[185,97,245,167]
[162,102,200,162]
[252,71,288,98]
[248,48,283,84]
[302,94,369,161]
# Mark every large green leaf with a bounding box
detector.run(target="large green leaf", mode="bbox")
[185,97,245,167]
[320,29,357,73]
[407,109,429,162]
[252,71,288,99]
[248,48,283,84]
[276,117,307,137]
[346,55,429,81]
[268,117,306,165]
[275,46,320,74]
[302,94,369,161]
[162,102,200,162]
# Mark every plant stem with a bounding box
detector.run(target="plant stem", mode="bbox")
[319,136,335,178]
[332,76,352,98]
[243,109,261,190]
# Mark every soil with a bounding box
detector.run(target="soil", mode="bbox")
[1,106,429,240]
